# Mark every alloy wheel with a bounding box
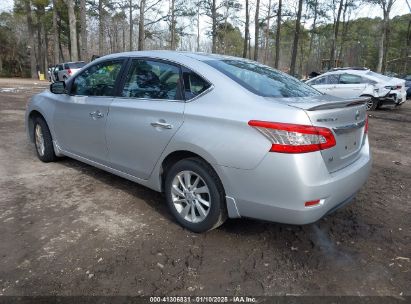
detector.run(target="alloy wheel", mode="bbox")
[366,98,374,110]
[171,170,211,223]
[35,124,45,157]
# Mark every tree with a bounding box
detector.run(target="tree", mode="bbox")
[79,0,87,60]
[274,0,282,68]
[369,0,396,72]
[52,0,59,64]
[329,0,344,69]
[24,0,37,78]
[289,0,304,76]
[263,0,274,64]
[216,22,243,56]
[254,0,260,61]
[98,0,104,55]
[242,0,249,58]
[65,0,78,61]
[138,0,145,50]
[199,0,224,53]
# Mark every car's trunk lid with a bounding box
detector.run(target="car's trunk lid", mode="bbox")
[284,95,368,173]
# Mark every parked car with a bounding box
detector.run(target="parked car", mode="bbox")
[403,75,411,99]
[25,51,371,233]
[306,68,407,110]
[56,61,86,81]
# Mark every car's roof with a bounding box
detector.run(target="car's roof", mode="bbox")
[97,50,244,63]
[60,61,85,64]
[324,69,370,75]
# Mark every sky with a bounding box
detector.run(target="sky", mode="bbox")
[0,0,409,27]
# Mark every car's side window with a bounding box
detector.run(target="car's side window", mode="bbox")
[71,60,123,96]
[339,74,362,84]
[122,59,182,100]
[182,70,211,100]
[327,75,339,84]
[312,76,327,85]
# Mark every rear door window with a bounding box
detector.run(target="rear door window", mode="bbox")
[182,69,211,100]
[327,74,339,84]
[121,59,182,100]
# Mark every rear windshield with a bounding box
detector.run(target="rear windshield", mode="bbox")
[205,59,321,98]
[68,62,86,69]
[366,71,391,82]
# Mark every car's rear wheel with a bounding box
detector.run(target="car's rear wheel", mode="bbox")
[33,117,57,162]
[164,158,227,233]
[365,96,379,111]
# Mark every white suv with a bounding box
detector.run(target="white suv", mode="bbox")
[306,68,407,110]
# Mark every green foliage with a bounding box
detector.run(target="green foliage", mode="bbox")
[215,22,244,56]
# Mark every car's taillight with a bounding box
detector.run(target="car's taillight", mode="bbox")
[385,85,402,90]
[68,68,72,75]
[248,120,336,153]
[364,116,368,134]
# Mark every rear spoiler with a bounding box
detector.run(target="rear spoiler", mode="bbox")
[306,97,369,111]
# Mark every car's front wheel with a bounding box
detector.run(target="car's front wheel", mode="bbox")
[33,117,57,162]
[164,158,227,233]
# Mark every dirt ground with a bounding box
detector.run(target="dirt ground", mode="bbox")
[0,78,409,297]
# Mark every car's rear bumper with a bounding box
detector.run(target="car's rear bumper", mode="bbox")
[379,90,407,105]
[217,137,371,225]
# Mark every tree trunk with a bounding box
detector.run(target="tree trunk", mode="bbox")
[123,21,126,51]
[211,0,217,53]
[57,18,65,62]
[80,0,87,60]
[138,0,145,50]
[66,0,78,61]
[377,0,394,73]
[306,0,318,73]
[289,0,303,76]
[274,0,281,68]
[197,2,200,51]
[253,0,260,61]
[263,0,272,64]
[382,15,390,73]
[25,0,37,78]
[376,14,387,72]
[129,0,133,50]
[338,0,349,63]
[170,0,176,49]
[35,10,42,74]
[242,0,249,58]
[43,12,48,76]
[329,0,344,69]
[98,0,104,55]
[52,0,59,64]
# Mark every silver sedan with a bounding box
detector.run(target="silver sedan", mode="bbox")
[25,51,372,232]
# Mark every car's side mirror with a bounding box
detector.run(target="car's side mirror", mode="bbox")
[50,81,66,94]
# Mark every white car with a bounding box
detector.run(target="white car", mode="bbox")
[306,68,407,110]
[56,61,86,81]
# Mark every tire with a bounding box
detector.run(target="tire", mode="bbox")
[33,117,57,163]
[164,157,227,233]
[365,96,379,111]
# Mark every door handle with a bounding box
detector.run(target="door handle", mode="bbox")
[89,111,104,119]
[151,121,173,129]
